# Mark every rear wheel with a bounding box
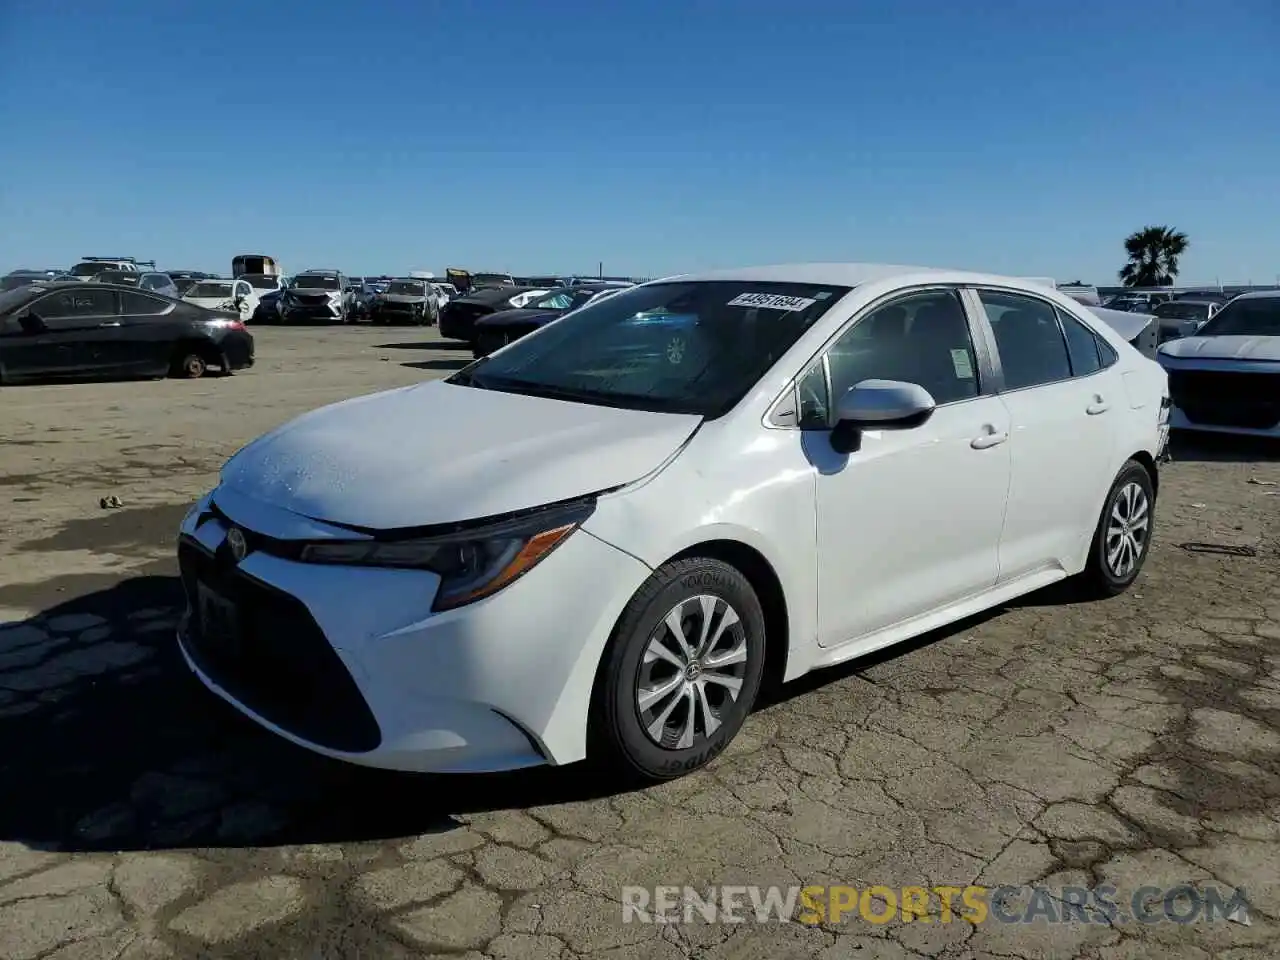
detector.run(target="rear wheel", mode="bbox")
[1076,460,1155,597]
[591,557,766,782]
[170,346,211,379]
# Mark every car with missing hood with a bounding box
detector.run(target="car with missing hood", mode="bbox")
[472,283,631,357]
[279,270,353,324]
[175,262,1168,783]
[1157,290,1280,438]
[370,278,438,326]
[437,285,550,345]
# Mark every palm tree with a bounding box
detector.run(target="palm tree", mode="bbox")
[1119,226,1189,287]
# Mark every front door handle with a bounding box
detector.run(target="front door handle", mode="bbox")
[98,321,121,328]
[1086,395,1109,415]
[971,428,1009,450]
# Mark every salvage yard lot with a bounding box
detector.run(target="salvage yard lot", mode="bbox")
[2,325,1280,960]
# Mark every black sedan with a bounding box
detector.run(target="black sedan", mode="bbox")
[437,286,547,345]
[0,282,254,383]
[471,284,629,357]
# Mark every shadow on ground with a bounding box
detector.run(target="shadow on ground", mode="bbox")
[374,340,470,351]
[0,575,626,854]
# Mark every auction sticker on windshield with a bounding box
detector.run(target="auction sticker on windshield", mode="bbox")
[727,293,818,311]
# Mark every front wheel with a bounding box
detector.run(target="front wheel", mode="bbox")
[591,557,766,782]
[1076,460,1155,598]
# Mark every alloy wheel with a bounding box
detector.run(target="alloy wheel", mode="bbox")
[1105,481,1150,578]
[636,595,748,750]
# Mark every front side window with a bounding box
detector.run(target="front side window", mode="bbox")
[34,288,116,320]
[821,289,980,411]
[979,290,1072,390]
[450,280,852,417]
[1196,297,1280,337]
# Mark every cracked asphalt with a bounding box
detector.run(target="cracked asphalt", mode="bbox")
[2,326,1280,960]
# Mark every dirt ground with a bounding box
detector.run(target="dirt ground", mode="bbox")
[1,326,1279,960]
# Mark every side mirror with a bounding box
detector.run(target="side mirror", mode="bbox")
[830,379,936,454]
[17,311,47,334]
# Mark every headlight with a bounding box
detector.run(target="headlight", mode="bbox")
[297,498,595,611]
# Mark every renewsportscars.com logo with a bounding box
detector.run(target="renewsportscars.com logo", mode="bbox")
[622,884,1253,926]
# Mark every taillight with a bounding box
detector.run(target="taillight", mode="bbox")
[228,321,246,331]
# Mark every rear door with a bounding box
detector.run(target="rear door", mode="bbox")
[86,290,181,375]
[967,287,1121,581]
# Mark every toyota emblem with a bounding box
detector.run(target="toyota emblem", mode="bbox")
[226,527,247,562]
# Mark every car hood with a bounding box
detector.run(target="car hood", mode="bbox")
[183,295,236,308]
[477,308,560,328]
[381,294,427,304]
[1158,335,1280,362]
[218,379,702,529]
[289,287,340,296]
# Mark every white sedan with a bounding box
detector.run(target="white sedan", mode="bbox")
[176,263,1170,781]
[1157,291,1280,438]
[183,279,257,321]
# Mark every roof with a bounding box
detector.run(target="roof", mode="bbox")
[667,261,1072,292]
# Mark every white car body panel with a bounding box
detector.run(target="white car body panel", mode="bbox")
[183,280,257,320]
[219,380,703,528]
[180,262,1169,772]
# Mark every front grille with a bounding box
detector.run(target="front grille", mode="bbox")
[178,535,381,753]
[292,293,331,305]
[1168,368,1280,430]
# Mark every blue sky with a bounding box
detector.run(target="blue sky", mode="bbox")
[2,0,1277,284]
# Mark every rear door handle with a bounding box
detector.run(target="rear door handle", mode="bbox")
[971,428,1009,450]
[1086,395,1110,415]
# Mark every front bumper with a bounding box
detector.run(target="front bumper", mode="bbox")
[280,300,344,322]
[176,487,650,773]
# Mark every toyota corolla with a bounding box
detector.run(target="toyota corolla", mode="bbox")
[176,263,1169,781]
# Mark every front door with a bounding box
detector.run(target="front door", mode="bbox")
[809,288,1012,649]
[14,287,119,376]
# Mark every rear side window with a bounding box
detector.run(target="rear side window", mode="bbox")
[1057,309,1103,377]
[35,288,116,320]
[119,291,172,316]
[978,290,1072,390]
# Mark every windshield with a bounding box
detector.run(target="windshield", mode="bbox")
[388,280,426,295]
[95,271,139,285]
[529,288,596,311]
[449,281,851,417]
[1154,301,1210,321]
[71,262,114,276]
[292,275,340,290]
[187,281,234,299]
[240,274,279,290]
[1196,298,1280,338]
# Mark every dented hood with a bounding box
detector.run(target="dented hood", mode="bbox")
[218,379,701,529]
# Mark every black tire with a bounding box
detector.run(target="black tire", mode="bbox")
[1076,459,1156,598]
[591,557,766,782]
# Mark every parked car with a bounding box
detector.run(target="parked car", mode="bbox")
[0,282,253,382]
[1103,291,1172,312]
[279,271,352,324]
[1087,305,1160,359]
[438,285,549,345]
[251,288,287,324]
[1,270,58,291]
[347,280,379,322]
[369,278,438,325]
[1157,291,1280,438]
[182,279,257,321]
[1151,299,1221,344]
[67,257,155,280]
[472,283,628,357]
[174,263,1167,782]
[88,270,181,299]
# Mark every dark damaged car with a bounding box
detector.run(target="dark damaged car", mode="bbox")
[437,286,547,346]
[0,282,254,383]
[472,284,629,357]
[370,278,438,326]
